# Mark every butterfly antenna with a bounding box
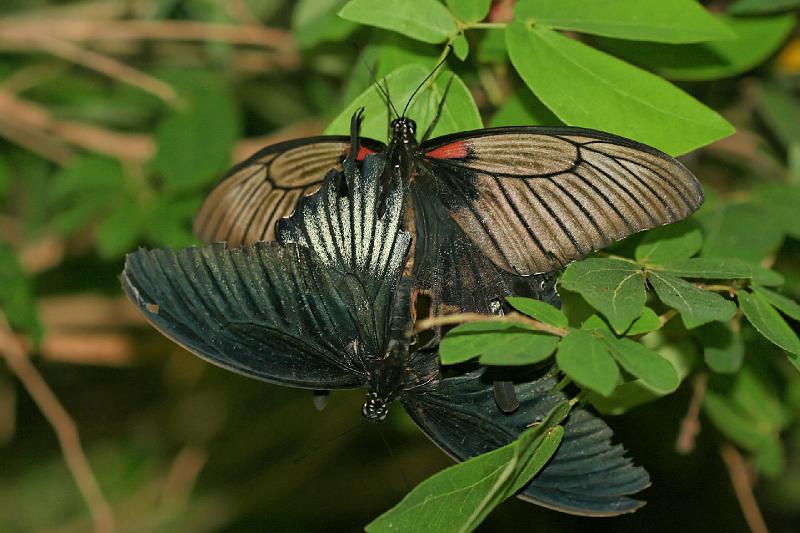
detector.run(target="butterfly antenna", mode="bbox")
[292,420,366,464]
[357,50,400,119]
[375,425,411,492]
[401,47,451,118]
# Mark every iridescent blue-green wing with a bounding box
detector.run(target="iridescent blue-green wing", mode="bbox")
[122,152,410,390]
[402,366,650,516]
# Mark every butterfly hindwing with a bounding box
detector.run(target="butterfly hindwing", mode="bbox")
[421,127,703,275]
[194,136,385,246]
[123,152,410,389]
[402,366,650,516]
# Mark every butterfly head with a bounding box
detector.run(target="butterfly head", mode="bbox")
[391,117,417,145]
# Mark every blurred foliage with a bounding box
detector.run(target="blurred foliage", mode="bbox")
[1,0,800,531]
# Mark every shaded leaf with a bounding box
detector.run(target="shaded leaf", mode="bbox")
[154,70,239,192]
[635,220,703,264]
[339,0,457,44]
[95,201,144,259]
[505,21,734,155]
[556,329,619,396]
[730,0,800,14]
[292,0,358,49]
[739,290,800,367]
[506,297,568,328]
[699,203,784,263]
[753,183,800,239]
[696,322,744,373]
[753,286,800,322]
[560,258,645,334]
[0,243,41,341]
[514,0,733,43]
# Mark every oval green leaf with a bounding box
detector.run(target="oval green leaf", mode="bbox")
[506,22,734,155]
[339,0,457,44]
[556,329,619,396]
[514,0,733,43]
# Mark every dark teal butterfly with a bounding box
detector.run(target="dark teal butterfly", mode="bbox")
[122,150,649,516]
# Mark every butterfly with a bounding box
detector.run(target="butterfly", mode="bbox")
[123,152,649,516]
[193,102,703,314]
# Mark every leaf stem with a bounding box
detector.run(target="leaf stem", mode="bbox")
[467,22,507,30]
[414,311,568,337]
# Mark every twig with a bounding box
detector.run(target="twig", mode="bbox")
[414,311,568,337]
[676,372,707,454]
[0,19,294,51]
[26,35,177,103]
[721,443,769,533]
[659,308,679,328]
[0,313,114,533]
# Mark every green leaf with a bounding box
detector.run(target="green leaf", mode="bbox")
[95,201,144,259]
[594,15,794,81]
[144,195,202,248]
[752,286,800,322]
[696,322,744,373]
[648,271,736,328]
[514,0,733,43]
[602,334,680,394]
[366,403,567,533]
[476,28,506,63]
[756,83,800,151]
[699,203,784,263]
[560,258,645,334]
[48,155,126,235]
[730,0,800,14]
[556,329,619,396]
[635,220,703,264]
[505,297,568,328]
[654,257,753,279]
[0,243,42,342]
[339,0,457,44]
[292,0,358,49]
[440,322,559,366]
[739,290,800,365]
[452,33,469,60]
[447,0,490,23]
[753,184,800,239]
[489,90,561,127]
[327,66,481,142]
[626,307,662,336]
[750,265,784,287]
[154,70,239,192]
[505,22,734,156]
[587,380,660,415]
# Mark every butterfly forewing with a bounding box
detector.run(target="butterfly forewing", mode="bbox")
[124,152,410,389]
[194,136,385,246]
[421,127,703,275]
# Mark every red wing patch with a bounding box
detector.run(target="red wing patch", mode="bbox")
[425,141,468,160]
[345,145,377,161]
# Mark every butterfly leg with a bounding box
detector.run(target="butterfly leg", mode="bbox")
[312,390,330,411]
[420,73,455,143]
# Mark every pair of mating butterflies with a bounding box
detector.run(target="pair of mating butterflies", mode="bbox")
[123,105,702,515]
